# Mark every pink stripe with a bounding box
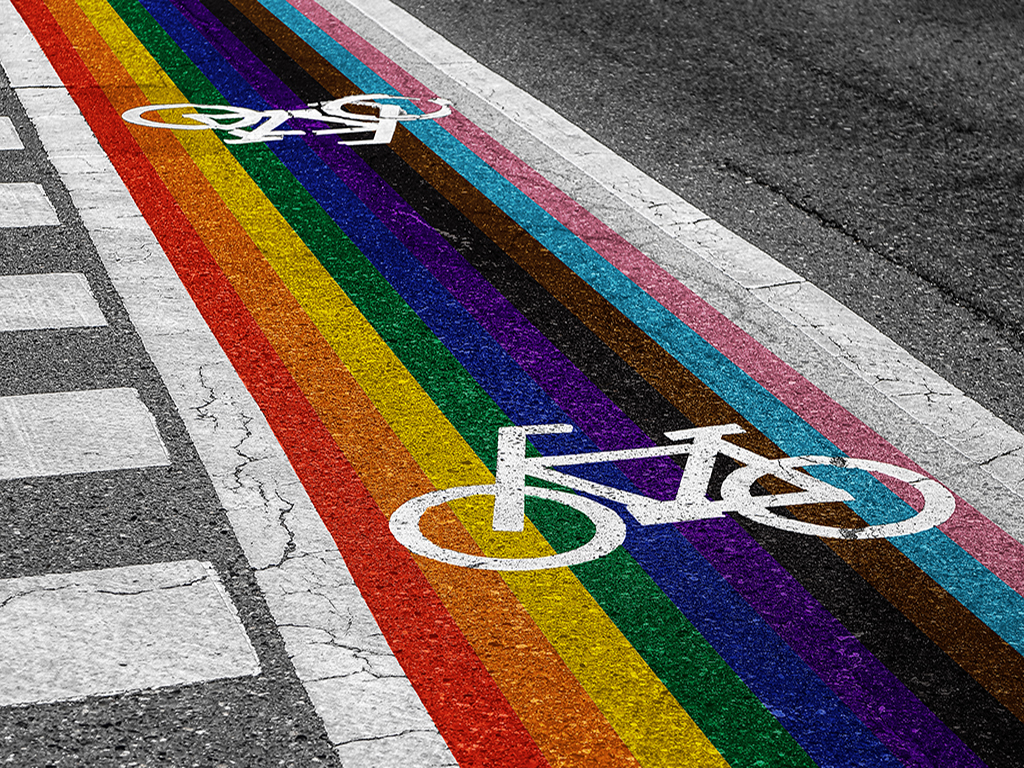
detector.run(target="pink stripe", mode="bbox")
[289,0,1024,596]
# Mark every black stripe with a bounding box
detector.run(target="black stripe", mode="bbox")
[359,140,1024,765]
[189,1,1024,761]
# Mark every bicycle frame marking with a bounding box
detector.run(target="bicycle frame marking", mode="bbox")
[391,423,956,571]
[122,94,453,146]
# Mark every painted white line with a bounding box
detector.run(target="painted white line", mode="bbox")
[0,3,451,764]
[10,0,1017,758]
[327,0,1024,526]
[0,272,107,331]
[0,388,170,480]
[0,116,23,150]
[0,560,259,706]
[0,182,59,227]
[0,10,61,89]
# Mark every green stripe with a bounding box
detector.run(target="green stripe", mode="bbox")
[107,2,814,764]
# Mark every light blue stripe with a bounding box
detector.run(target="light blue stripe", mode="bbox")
[258,0,1024,650]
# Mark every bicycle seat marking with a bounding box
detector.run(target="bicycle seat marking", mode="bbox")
[390,423,955,571]
[122,93,453,146]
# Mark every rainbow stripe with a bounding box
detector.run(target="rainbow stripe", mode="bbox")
[15,0,1024,764]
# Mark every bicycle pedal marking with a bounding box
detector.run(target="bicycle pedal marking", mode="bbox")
[121,94,453,147]
[390,423,957,570]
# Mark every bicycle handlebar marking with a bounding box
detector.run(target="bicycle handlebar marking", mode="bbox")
[390,423,955,570]
[122,94,453,146]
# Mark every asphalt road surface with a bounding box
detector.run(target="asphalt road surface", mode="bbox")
[392,0,1024,433]
[3,0,1024,765]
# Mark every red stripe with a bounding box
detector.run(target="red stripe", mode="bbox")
[12,0,547,763]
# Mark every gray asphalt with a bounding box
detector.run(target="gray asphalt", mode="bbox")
[3,1,1022,764]
[0,65,341,768]
[391,0,1024,433]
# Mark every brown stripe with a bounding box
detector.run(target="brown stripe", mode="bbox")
[390,128,1024,722]
[224,0,1024,724]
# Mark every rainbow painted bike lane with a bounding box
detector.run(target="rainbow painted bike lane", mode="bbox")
[4,0,1024,765]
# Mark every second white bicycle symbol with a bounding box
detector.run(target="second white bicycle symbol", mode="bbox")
[390,423,955,571]
[122,93,453,146]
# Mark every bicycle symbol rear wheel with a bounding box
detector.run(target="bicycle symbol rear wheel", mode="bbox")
[121,103,263,131]
[390,484,627,571]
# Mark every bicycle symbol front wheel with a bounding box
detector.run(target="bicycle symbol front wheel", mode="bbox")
[390,484,627,571]
[721,456,956,539]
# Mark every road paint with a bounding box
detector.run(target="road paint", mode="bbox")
[0,181,58,227]
[325,0,1024,519]
[122,95,451,145]
[0,388,169,479]
[0,115,23,149]
[0,2,454,765]
[276,0,1024,680]
[0,560,259,706]
[393,425,956,566]
[7,0,1024,765]
[0,272,107,330]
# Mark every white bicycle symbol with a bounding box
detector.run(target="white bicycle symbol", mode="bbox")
[390,423,955,571]
[122,93,452,146]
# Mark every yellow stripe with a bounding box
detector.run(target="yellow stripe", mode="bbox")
[78,1,728,763]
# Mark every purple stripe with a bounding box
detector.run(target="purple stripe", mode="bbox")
[169,2,983,764]
[683,517,983,767]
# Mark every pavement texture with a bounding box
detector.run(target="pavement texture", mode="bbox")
[2,0,1024,766]
[390,0,1024,436]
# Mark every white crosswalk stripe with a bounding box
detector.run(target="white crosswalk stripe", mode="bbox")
[0,181,59,227]
[0,388,170,480]
[0,272,107,330]
[0,115,22,150]
[0,560,260,706]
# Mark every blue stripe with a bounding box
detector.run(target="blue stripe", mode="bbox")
[131,1,900,763]
[257,0,1024,652]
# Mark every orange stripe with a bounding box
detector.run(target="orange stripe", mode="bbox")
[52,0,641,762]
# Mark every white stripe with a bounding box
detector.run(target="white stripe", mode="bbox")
[0,560,259,706]
[9,0,1020,758]
[327,0,1024,522]
[0,116,23,150]
[0,12,61,88]
[0,4,449,764]
[0,182,59,227]
[0,272,107,331]
[0,388,170,479]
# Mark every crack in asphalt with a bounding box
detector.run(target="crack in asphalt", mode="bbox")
[720,156,1024,349]
[0,574,210,608]
[197,367,300,571]
[334,728,438,745]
